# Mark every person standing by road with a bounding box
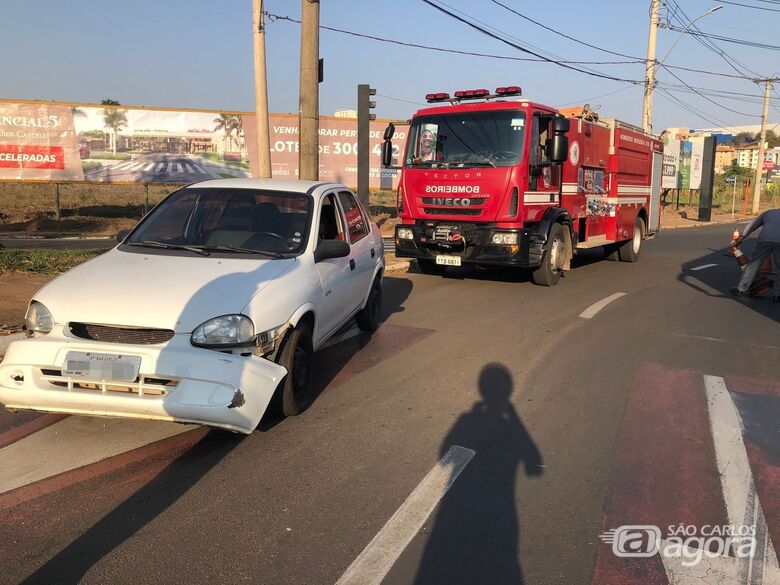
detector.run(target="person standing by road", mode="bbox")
[732,207,780,301]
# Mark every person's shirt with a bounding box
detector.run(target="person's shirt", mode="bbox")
[742,208,780,243]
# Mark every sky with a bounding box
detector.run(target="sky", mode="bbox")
[2,0,780,134]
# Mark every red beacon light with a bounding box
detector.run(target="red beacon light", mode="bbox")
[425,92,451,103]
[495,86,522,96]
[453,88,491,100]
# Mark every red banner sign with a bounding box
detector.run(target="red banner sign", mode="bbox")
[0,145,65,169]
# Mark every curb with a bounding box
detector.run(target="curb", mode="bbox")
[385,260,410,273]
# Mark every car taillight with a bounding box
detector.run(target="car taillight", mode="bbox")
[397,186,404,214]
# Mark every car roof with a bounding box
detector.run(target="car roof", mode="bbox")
[187,178,347,194]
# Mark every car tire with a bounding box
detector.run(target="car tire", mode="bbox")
[618,216,645,263]
[417,259,447,275]
[276,322,313,416]
[531,223,566,286]
[356,278,382,332]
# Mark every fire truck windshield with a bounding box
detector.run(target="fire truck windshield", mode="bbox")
[406,110,525,169]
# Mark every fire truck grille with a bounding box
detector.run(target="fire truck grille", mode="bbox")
[422,207,482,216]
[69,323,175,345]
[421,197,487,205]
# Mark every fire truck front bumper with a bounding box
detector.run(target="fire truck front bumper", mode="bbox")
[394,223,545,268]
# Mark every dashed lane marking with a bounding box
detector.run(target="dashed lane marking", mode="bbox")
[579,292,627,319]
[335,445,475,585]
[0,416,195,495]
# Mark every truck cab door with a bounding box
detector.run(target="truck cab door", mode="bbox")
[528,113,560,205]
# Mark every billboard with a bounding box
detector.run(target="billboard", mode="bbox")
[0,99,404,189]
[662,138,680,189]
[662,137,705,190]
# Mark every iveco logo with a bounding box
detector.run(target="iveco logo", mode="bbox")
[433,197,471,206]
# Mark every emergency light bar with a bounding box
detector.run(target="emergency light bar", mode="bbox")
[425,92,451,103]
[495,86,522,96]
[453,89,490,99]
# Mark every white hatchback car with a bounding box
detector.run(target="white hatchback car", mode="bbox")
[0,179,385,433]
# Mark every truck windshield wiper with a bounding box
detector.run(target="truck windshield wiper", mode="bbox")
[127,241,210,256]
[197,245,284,258]
[459,160,496,168]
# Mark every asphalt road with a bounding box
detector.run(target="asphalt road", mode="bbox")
[1,223,779,585]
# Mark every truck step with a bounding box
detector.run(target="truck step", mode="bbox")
[576,235,615,249]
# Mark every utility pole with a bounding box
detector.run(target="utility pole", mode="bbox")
[298,0,320,181]
[641,0,660,134]
[253,0,272,178]
[752,79,772,215]
[357,84,376,210]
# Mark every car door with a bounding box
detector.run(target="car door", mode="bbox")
[313,191,358,343]
[336,190,376,309]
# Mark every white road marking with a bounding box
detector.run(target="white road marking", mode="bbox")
[184,163,194,173]
[128,162,144,171]
[175,163,183,173]
[166,163,174,173]
[193,164,207,174]
[661,376,780,583]
[0,417,195,494]
[143,162,155,171]
[578,292,626,319]
[111,161,133,171]
[155,162,166,172]
[690,263,717,271]
[335,445,475,585]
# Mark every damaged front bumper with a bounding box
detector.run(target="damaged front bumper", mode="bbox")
[0,331,287,434]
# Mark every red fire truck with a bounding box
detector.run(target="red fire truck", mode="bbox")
[381,86,664,285]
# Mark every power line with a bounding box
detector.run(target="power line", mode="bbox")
[554,85,636,107]
[667,25,780,51]
[264,12,641,65]
[713,0,780,12]
[419,0,643,84]
[489,0,642,60]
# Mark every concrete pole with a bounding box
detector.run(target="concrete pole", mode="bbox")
[253,0,272,178]
[641,0,660,134]
[752,79,772,215]
[298,0,320,181]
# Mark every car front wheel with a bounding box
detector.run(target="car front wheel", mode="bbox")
[276,323,313,416]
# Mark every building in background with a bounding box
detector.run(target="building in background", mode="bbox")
[715,145,735,172]
[334,109,357,119]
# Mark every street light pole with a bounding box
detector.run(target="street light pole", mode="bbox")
[642,4,723,134]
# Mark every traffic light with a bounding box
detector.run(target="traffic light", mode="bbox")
[357,84,376,208]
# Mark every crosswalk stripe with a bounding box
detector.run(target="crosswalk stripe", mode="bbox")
[156,162,166,171]
[112,161,133,170]
[129,162,145,171]
[184,163,194,173]
[176,163,183,172]
[143,162,155,171]
[193,164,207,174]
[166,163,173,173]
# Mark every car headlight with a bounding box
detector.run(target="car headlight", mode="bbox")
[191,314,255,347]
[491,232,518,245]
[25,301,54,334]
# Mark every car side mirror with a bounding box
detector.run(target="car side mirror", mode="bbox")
[314,239,350,262]
[116,229,130,243]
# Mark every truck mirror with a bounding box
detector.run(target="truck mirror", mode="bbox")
[552,116,570,134]
[383,123,395,141]
[551,134,569,164]
[381,140,394,168]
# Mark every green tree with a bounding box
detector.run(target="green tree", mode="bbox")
[733,132,757,147]
[213,114,243,153]
[102,102,128,155]
[765,129,780,148]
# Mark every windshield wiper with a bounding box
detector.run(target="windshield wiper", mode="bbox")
[197,245,284,258]
[459,160,496,168]
[127,241,210,256]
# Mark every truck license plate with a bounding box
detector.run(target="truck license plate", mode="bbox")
[435,255,461,267]
[63,351,141,382]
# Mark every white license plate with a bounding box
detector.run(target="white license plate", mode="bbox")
[435,255,461,266]
[63,351,141,382]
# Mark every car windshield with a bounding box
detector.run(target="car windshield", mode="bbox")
[406,110,525,168]
[125,187,311,256]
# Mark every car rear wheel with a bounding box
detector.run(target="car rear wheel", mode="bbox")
[356,278,382,332]
[276,323,313,416]
[417,259,447,276]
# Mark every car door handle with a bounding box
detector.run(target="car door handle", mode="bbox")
[370,248,376,258]
[350,259,356,271]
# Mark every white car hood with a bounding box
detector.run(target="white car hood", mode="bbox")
[34,248,295,332]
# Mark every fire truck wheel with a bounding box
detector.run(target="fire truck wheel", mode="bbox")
[618,216,645,263]
[604,244,620,261]
[532,223,567,286]
[417,259,447,276]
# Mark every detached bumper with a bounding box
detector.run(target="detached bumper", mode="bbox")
[0,332,287,434]
[394,223,544,268]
